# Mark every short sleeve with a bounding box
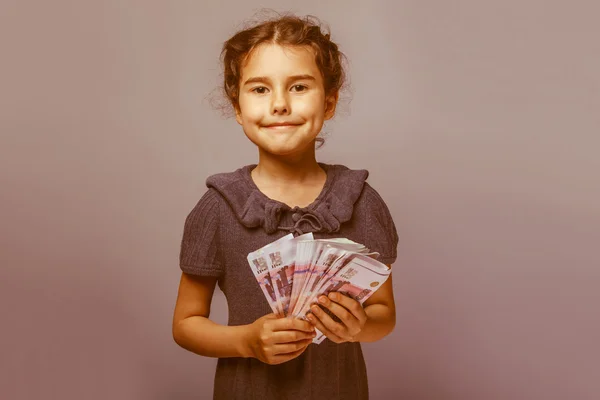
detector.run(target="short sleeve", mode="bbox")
[179,189,224,277]
[362,183,399,265]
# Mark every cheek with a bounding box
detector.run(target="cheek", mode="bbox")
[300,94,326,117]
[293,101,320,120]
[238,98,262,123]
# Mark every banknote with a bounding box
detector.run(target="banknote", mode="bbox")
[261,234,329,345]
[291,245,342,318]
[300,253,391,320]
[247,255,280,315]
[289,240,370,344]
[301,253,391,343]
[246,233,294,317]
[248,236,392,345]
[291,240,369,318]
[287,240,316,316]
[316,253,380,301]
[289,241,327,316]
[263,232,313,316]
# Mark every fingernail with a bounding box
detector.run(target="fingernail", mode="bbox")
[328,293,338,301]
[318,296,327,304]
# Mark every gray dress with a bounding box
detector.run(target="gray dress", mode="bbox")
[179,162,399,400]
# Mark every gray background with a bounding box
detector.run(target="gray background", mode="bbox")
[1,1,598,399]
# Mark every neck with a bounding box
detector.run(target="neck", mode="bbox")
[253,145,324,186]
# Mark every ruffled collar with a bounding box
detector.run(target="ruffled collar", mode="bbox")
[205,162,369,235]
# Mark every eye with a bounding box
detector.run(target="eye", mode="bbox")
[292,84,308,92]
[250,84,308,94]
[251,86,268,94]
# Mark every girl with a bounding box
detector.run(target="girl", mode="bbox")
[173,12,399,400]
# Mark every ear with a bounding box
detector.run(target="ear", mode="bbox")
[324,91,339,121]
[234,105,243,125]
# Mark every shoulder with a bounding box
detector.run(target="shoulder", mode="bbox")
[326,163,369,203]
[362,181,385,202]
[328,163,369,186]
[184,188,224,226]
[352,175,398,233]
[180,188,226,275]
[187,164,251,216]
[359,183,397,237]
[355,181,399,264]
[356,179,393,213]
[189,187,222,210]
[205,167,246,190]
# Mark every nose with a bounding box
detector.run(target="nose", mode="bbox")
[271,88,290,115]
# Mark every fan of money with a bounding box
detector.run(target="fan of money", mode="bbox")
[247,232,391,344]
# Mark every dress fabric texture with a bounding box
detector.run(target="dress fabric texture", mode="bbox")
[179,162,399,400]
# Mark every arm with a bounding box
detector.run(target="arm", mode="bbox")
[172,272,316,363]
[172,272,252,358]
[353,266,396,342]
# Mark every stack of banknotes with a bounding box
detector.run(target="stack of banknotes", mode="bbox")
[247,232,391,344]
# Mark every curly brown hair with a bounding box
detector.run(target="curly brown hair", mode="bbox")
[211,9,351,149]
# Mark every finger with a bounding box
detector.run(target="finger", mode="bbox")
[270,342,311,365]
[272,329,316,344]
[327,292,368,325]
[309,303,346,337]
[272,338,312,356]
[316,295,360,330]
[274,316,315,333]
[306,310,344,343]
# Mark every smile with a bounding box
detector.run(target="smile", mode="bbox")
[264,124,301,130]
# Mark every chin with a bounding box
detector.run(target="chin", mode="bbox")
[262,145,300,156]
[255,138,300,153]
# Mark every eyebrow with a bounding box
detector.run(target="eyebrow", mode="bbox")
[242,74,317,86]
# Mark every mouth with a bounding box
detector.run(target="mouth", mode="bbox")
[264,124,301,130]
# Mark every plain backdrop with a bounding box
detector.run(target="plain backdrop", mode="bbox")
[1,1,598,399]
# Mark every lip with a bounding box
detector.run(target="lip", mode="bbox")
[264,124,301,129]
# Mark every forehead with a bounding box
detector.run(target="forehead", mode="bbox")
[241,43,320,80]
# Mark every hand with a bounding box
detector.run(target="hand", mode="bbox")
[246,313,316,365]
[305,292,367,344]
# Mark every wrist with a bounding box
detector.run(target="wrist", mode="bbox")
[238,324,256,359]
[353,304,395,343]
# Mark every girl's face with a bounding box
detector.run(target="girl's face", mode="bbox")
[235,43,337,157]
